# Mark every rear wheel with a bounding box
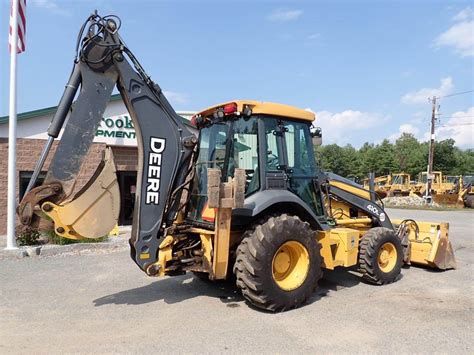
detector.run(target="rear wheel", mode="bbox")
[359,227,403,285]
[465,195,474,208]
[233,214,322,312]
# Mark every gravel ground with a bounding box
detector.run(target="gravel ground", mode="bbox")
[1,208,473,354]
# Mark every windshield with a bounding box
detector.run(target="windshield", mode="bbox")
[187,117,260,224]
[187,122,230,223]
[392,174,408,185]
[446,176,459,184]
[464,175,474,187]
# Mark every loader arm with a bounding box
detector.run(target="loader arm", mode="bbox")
[18,13,197,272]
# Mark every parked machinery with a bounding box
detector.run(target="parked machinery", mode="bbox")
[458,175,474,208]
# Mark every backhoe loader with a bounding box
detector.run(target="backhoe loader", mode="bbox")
[18,13,456,311]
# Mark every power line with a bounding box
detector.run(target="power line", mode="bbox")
[438,123,474,127]
[437,90,474,99]
[437,115,474,120]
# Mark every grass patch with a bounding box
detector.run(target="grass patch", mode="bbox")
[43,230,108,245]
[17,228,109,246]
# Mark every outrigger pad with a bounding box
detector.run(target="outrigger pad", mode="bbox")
[42,148,120,239]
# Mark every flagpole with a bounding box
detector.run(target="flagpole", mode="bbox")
[6,0,20,250]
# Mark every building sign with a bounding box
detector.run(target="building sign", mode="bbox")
[96,115,136,139]
[93,112,195,146]
[94,114,138,146]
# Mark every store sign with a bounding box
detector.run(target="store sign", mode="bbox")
[94,114,138,146]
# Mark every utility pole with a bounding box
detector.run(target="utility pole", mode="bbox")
[425,96,437,203]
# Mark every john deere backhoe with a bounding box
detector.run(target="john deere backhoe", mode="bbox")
[18,13,456,311]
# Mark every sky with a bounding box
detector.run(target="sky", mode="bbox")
[1,0,473,148]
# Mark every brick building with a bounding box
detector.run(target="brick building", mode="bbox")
[0,95,195,235]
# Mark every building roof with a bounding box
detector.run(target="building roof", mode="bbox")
[196,100,316,122]
[0,94,194,127]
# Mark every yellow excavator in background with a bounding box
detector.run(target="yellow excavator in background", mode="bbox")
[17,13,456,311]
[413,172,459,205]
[362,175,390,198]
[362,173,411,197]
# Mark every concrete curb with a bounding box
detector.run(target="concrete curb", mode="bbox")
[0,237,129,260]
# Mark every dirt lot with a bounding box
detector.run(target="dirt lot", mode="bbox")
[1,208,473,354]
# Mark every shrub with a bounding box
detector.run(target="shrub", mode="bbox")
[16,227,41,246]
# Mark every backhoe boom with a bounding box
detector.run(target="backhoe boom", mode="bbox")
[18,13,196,272]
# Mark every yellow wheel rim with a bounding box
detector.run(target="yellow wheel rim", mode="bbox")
[377,242,397,273]
[272,241,310,291]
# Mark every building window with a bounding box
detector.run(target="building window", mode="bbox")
[19,171,46,200]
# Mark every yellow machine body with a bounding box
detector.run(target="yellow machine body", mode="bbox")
[317,228,361,269]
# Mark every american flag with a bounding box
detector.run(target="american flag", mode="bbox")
[9,0,27,54]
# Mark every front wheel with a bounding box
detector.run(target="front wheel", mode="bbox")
[359,227,403,285]
[233,214,322,312]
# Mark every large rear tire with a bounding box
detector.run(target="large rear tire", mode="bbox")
[359,227,403,285]
[233,214,322,312]
[464,195,474,208]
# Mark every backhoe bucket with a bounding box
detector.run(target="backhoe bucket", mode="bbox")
[394,219,456,270]
[41,148,120,240]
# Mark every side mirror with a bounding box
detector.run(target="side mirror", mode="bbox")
[310,126,322,146]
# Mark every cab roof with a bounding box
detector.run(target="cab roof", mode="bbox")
[196,100,316,122]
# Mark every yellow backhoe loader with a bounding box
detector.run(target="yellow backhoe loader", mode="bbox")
[18,13,456,311]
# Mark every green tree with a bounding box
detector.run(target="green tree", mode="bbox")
[394,133,425,177]
[315,135,473,181]
[432,139,458,174]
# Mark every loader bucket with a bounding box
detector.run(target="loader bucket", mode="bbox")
[41,148,120,240]
[432,193,459,206]
[393,219,456,270]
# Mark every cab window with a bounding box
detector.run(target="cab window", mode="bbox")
[229,118,260,195]
[283,121,316,176]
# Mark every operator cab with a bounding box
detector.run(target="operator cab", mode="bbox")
[187,100,327,229]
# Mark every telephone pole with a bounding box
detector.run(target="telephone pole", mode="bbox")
[425,96,437,203]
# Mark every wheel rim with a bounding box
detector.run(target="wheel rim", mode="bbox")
[377,242,397,273]
[272,241,310,291]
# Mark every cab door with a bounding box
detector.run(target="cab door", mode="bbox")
[281,120,325,217]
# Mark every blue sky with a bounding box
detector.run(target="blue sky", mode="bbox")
[1,0,473,147]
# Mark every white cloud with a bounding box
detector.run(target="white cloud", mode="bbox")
[435,106,474,147]
[313,109,389,145]
[401,77,453,104]
[163,91,188,105]
[267,9,303,22]
[434,7,474,57]
[389,123,420,142]
[31,0,70,15]
[453,6,473,22]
